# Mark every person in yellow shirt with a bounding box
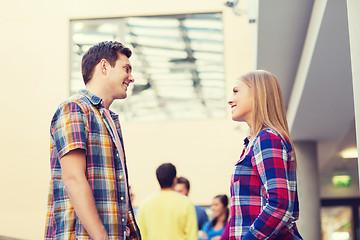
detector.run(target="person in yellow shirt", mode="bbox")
[137,163,198,240]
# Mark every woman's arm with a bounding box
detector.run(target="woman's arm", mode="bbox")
[244,131,297,239]
[199,221,210,240]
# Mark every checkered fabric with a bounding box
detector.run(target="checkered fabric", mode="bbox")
[229,129,302,240]
[45,90,141,240]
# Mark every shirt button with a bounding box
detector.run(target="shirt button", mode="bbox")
[116,153,119,157]
[119,175,123,179]
[122,218,125,222]
[121,197,124,200]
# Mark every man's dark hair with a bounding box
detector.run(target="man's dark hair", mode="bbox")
[81,41,132,85]
[156,163,177,189]
[177,176,190,191]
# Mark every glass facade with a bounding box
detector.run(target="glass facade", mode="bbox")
[70,13,226,122]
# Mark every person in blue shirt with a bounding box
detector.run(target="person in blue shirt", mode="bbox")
[199,195,229,240]
[175,177,209,230]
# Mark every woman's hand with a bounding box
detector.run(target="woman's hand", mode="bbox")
[210,236,221,240]
[199,231,209,240]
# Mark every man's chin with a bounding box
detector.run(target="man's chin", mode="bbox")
[116,92,127,100]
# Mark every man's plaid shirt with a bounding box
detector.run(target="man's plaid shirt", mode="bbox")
[229,129,302,239]
[45,90,141,239]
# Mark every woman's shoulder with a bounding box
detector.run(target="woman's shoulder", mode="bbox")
[201,221,211,231]
[257,128,279,138]
[255,129,287,142]
[253,129,291,150]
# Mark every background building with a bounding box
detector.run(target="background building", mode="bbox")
[0,0,359,239]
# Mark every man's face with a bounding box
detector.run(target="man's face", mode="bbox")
[107,53,134,99]
[174,183,189,196]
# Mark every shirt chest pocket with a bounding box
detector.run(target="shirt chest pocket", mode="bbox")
[238,154,252,166]
[233,155,253,183]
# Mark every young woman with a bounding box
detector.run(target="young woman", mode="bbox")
[199,195,229,240]
[227,70,303,239]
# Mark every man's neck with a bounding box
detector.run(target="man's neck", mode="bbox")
[160,187,174,191]
[86,85,113,109]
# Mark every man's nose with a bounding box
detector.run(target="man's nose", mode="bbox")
[129,74,135,83]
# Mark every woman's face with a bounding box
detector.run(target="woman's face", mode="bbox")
[228,80,254,125]
[211,197,226,218]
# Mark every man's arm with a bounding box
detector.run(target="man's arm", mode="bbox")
[60,149,108,240]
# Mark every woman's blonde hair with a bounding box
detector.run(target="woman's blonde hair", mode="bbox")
[239,70,296,156]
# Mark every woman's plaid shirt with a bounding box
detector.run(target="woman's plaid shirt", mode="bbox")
[44,90,141,240]
[229,129,302,240]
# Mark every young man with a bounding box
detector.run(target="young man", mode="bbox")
[45,41,141,240]
[137,163,198,240]
[175,177,209,231]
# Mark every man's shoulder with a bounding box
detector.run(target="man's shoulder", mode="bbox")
[55,93,93,113]
[141,191,193,206]
[67,93,91,107]
[170,191,194,206]
[51,94,94,127]
[139,192,160,205]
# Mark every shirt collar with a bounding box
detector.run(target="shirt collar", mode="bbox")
[79,89,104,108]
[243,135,251,147]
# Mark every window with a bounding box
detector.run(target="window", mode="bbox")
[70,13,226,122]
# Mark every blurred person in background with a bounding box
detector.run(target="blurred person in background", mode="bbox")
[219,221,229,240]
[175,176,209,231]
[137,163,197,240]
[129,186,138,216]
[129,186,135,203]
[227,70,302,239]
[199,195,229,240]
[44,41,141,240]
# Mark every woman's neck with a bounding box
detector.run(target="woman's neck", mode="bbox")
[213,213,227,230]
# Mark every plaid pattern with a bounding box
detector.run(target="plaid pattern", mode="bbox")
[229,129,302,240]
[45,90,141,240]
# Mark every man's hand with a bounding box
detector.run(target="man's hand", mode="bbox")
[61,149,109,240]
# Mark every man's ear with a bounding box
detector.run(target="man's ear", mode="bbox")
[100,59,108,74]
[172,177,178,187]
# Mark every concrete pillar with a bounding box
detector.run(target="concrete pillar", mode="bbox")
[347,0,360,193]
[295,141,321,240]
